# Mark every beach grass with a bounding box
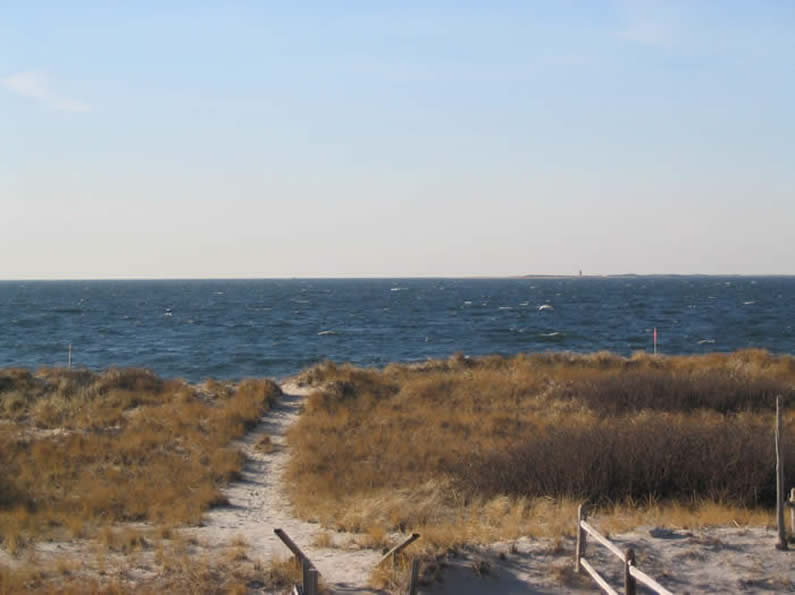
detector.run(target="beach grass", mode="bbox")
[2,350,794,591]
[0,367,281,549]
[287,349,794,555]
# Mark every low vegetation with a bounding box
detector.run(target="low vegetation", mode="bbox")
[288,350,794,553]
[0,367,281,550]
[2,350,793,591]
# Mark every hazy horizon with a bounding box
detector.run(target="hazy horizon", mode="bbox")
[3,2,794,279]
[3,273,795,282]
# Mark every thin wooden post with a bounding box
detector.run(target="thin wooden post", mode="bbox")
[68,344,72,369]
[408,558,420,595]
[776,396,787,550]
[790,487,795,542]
[575,503,588,573]
[302,558,318,595]
[624,548,636,595]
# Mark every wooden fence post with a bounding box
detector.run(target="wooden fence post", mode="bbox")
[274,528,320,593]
[776,396,788,550]
[575,503,588,573]
[408,558,420,595]
[624,548,636,595]
[303,558,318,595]
[790,487,795,542]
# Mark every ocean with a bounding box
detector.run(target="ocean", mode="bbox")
[0,277,792,382]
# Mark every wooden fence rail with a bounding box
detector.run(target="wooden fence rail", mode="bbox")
[377,532,421,568]
[575,504,674,595]
[274,528,319,595]
[375,533,422,594]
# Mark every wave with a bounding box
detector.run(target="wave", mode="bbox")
[317,330,337,336]
[539,331,564,340]
[697,339,716,344]
[538,304,554,312]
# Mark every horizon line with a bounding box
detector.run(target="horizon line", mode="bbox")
[1,273,794,282]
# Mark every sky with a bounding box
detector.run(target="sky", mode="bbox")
[2,1,794,279]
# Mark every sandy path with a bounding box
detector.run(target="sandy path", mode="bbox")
[182,382,383,593]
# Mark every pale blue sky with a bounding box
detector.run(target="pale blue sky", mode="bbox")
[2,1,794,278]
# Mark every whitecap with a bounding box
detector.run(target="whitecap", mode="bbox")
[538,304,554,312]
[390,287,407,292]
[498,306,513,310]
[697,339,716,344]
[743,300,756,305]
[317,330,337,336]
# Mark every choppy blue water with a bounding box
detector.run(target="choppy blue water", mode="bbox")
[0,277,792,382]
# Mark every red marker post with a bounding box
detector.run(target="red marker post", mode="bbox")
[653,327,658,355]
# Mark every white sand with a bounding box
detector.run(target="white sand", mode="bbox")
[419,527,794,594]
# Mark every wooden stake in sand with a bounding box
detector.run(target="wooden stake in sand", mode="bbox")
[68,344,72,369]
[575,503,588,573]
[790,487,795,542]
[775,395,787,550]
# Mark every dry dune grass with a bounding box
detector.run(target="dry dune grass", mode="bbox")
[0,541,283,595]
[0,367,281,552]
[288,350,794,555]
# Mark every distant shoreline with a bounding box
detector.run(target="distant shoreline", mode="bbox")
[516,273,795,280]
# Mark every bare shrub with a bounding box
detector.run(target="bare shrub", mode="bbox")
[460,414,793,506]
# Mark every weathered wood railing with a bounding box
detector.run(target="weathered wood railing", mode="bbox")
[377,532,421,568]
[274,528,319,595]
[275,528,421,595]
[575,504,674,595]
[377,532,421,595]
